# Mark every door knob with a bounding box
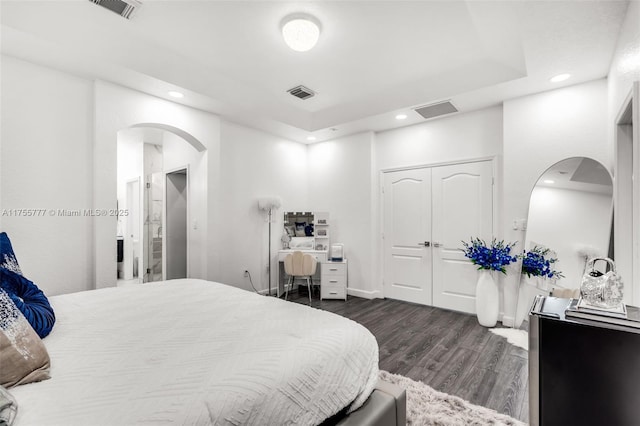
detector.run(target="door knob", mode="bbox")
[418,241,431,247]
[433,242,442,248]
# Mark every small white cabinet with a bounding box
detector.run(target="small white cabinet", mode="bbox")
[321,260,347,300]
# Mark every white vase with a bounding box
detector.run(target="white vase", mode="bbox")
[476,270,499,327]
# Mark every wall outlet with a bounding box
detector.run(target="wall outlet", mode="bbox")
[243,269,249,277]
[512,218,528,231]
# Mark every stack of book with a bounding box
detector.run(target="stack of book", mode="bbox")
[565,297,640,329]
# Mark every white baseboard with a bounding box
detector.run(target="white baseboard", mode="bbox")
[260,285,381,300]
[501,314,515,328]
[347,288,383,300]
[258,284,292,297]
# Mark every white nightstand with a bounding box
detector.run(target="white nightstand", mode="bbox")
[321,260,347,300]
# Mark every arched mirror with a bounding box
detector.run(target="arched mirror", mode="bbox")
[514,157,613,327]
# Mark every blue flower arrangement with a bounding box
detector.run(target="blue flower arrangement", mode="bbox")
[461,238,518,274]
[520,246,564,279]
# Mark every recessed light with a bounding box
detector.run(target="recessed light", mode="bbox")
[307,136,317,142]
[281,15,321,52]
[168,91,184,98]
[550,74,571,83]
[395,114,408,120]
[543,179,555,184]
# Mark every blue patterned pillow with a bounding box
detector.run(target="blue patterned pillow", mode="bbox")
[0,289,50,388]
[0,233,22,275]
[0,269,55,339]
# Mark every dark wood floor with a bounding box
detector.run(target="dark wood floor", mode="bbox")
[288,289,529,423]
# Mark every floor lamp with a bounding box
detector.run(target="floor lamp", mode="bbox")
[258,197,281,296]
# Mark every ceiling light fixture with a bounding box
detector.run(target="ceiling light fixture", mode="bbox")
[395,114,408,120]
[550,73,571,83]
[281,14,321,52]
[168,90,184,98]
[307,136,317,142]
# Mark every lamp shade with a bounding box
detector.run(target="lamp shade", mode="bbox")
[258,197,282,211]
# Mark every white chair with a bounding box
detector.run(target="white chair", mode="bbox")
[284,251,317,304]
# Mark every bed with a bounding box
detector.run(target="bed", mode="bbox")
[7,279,404,425]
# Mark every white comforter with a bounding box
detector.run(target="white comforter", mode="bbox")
[11,279,379,425]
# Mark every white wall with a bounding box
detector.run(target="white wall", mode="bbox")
[503,78,609,325]
[0,56,94,296]
[218,120,308,293]
[376,106,504,171]
[308,132,376,297]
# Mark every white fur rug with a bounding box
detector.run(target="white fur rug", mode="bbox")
[379,370,525,426]
[489,328,528,351]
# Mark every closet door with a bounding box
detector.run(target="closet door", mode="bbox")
[431,161,493,313]
[383,169,433,305]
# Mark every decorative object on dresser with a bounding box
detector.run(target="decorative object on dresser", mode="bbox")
[579,257,624,309]
[461,238,518,327]
[321,259,348,300]
[330,243,344,261]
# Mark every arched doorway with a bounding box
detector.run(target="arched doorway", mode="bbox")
[116,123,206,284]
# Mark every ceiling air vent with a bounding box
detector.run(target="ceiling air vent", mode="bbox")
[89,0,142,20]
[414,100,458,120]
[287,85,316,100]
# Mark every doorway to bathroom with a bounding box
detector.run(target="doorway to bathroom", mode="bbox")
[165,168,188,280]
[116,126,204,286]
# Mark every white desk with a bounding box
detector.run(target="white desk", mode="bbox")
[277,249,328,297]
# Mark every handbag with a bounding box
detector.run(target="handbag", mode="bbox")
[580,257,624,308]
